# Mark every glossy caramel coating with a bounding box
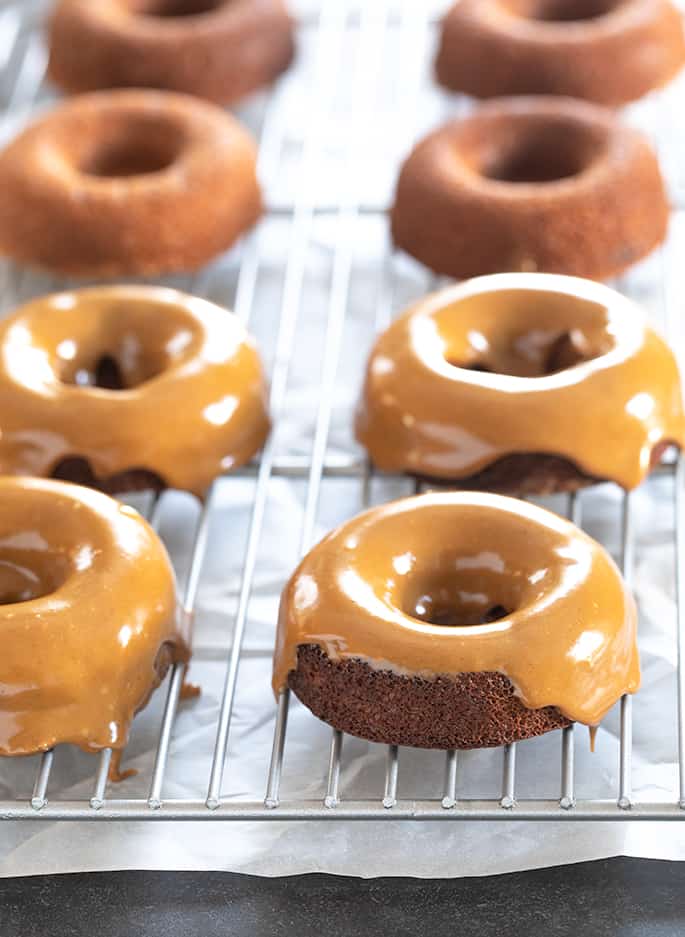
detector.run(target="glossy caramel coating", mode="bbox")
[391,97,669,281]
[356,274,684,491]
[436,0,685,106]
[48,0,295,105]
[274,492,640,733]
[0,477,188,756]
[0,286,271,498]
[0,90,262,277]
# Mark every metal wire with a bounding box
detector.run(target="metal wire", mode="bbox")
[0,0,682,823]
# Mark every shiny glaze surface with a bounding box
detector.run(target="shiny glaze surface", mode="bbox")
[274,492,639,725]
[356,274,684,489]
[0,477,187,756]
[0,286,271,498]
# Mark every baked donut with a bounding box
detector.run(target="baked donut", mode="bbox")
[356,273,684,494]
[391,97,669,281]
[48,0,295,105]
[436,0,685,106]
[275,491,639,749]
[0,286,270,498]
[0,477,188,756]
[0,89,261,277]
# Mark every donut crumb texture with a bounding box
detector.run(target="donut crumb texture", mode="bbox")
[288,645,571,750]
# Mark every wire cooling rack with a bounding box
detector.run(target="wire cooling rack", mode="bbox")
[0,0,685,822]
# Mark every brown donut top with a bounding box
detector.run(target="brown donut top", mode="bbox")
[0,477,188,756]
[0,286,270,497]
[274,491,639,726]
[436,0,685,106]
[48,0,295,105]
[390,96,669,282]
[0,90,262,276]
[356,274,684,489]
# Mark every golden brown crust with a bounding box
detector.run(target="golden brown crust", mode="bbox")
[0,477,189,756]
[391,97,668,282]
[289,645,571,749]
[436,0,685,106]
[48,0,296,105]
[274,492,640,740]
[0,286,271,499]
[0,89,262,277]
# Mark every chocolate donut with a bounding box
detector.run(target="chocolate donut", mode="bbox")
[392,98,669,280]
[436,0,685,106]
[275,492,639,749]
[0,89,262,276]
[356,273,684,494]
[391,97,669,281]
[0,286,271,498]
[0,477,188,756]
[48,0,295,105]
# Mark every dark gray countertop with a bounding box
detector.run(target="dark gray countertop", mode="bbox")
[2,858,684,936]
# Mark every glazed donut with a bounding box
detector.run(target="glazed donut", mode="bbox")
[275,492,639,749]
[0,286,270,498]
[356,274,684,494]
[0,90,262,277]
[391,97,669,281]
[48,0,295,105]
[0,477,188,756]
[436,0,685,106]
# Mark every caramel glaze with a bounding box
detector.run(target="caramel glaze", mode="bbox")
[356,274,685,491]
[0,286,271,499]
[274,491,640,727]
[0,477,188,756]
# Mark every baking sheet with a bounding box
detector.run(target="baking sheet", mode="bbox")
[0,0,685,878]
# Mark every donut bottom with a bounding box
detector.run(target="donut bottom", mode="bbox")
[288,645,571,750]
[379,443,674,497]
[412,452,599,496]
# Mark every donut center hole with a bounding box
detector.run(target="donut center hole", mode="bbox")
[414,599,511,627]
[82,141,178,178]
[448,327,605,377]
[482,129,598,183]
[62,350,168,390]
[0,552,69,605]
[127,0,222,16]
[78,121,184,179]
[403,565,517,628]
[503,0,620,21]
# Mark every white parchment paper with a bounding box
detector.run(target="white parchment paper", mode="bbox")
[0,0,685,878]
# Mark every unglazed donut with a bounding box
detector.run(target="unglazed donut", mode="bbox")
[0,477,188,756]
[391,97,669,281]
[275,492,639,749]
[436,0,685,106]
[356,274,684,494]
[0,286,270,498]
[48,0,295,105]
[0,90,261,276]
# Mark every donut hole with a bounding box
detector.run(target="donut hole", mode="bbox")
[502,0,621,21]
[449,327,605,376]
[126,0,223,16]
[478,123,602,183]
[62,350,168,390]
[77,119,184,179]
[438,288,615,377]
[402,563,519,628]
[0,552,69,605]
